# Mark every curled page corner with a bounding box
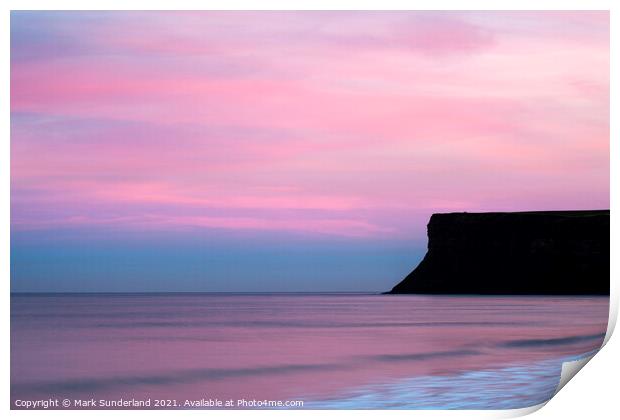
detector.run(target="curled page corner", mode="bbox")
[554,352,597,396]
[501,402,548,418]
[553,312,614,398]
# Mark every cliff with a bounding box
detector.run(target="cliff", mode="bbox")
[387,210,610,295]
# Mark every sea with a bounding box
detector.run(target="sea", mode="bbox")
[10,293,609,409]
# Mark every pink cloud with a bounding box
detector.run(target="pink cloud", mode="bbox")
[10,11,609,237]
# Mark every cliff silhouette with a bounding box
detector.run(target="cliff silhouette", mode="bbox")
[387,210,610,295]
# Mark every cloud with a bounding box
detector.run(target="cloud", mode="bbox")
[10,11,609,238]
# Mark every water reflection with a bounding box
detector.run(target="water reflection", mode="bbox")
[11,294,608,409]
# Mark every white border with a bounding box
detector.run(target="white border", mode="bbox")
[3,1,617,419]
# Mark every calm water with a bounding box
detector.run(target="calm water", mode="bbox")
[11,294,608,409]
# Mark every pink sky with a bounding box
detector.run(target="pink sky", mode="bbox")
[11,11,610,239]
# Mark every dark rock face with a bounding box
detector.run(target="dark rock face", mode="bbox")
[388,210,609,295]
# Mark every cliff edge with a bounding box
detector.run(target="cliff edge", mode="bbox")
[387,210,610,295]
